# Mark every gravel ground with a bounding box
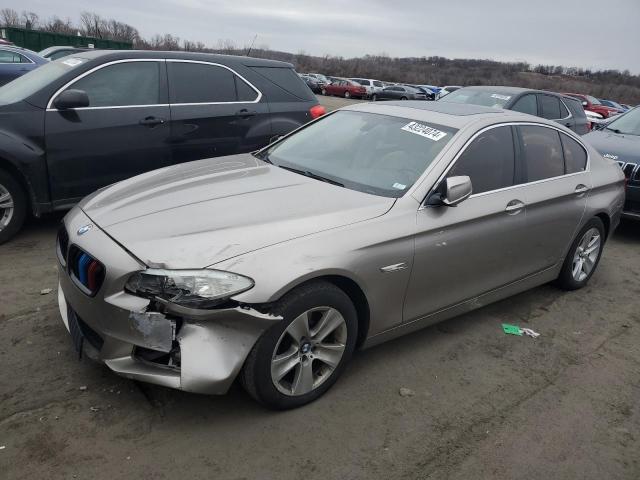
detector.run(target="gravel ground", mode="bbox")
[0,96,638,479]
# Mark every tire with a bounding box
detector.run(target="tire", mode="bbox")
[0,169,27,245]
[555,217,606,291]
[400,96,408,100]
[371,94,377,102]
[344,91,351,99]
[241,281,358,410]
[321,88,327,96]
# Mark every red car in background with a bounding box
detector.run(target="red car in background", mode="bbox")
[564,93,623,118]
[322,79,367,99]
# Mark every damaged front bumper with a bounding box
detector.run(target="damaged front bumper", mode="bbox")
[58,208,281,395]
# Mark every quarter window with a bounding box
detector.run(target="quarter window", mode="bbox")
[169,62,257,103]
[538,95,562,119]
[560,134,587,173]
[519,125,564,181]
[0,51,25,63]
[511,94,537,115]
[447,126,515,194]
[66,61,161,107]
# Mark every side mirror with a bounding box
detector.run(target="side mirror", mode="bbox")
[426,176,473,207]
[53,89,90,110]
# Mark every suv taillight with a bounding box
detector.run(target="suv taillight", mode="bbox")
[310,104,326,119]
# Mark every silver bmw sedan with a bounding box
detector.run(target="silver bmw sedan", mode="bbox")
[57,102,625,409]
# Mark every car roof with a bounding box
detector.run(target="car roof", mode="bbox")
[342,100,567,131]
[70,49,294,68]
[459,85,531,94]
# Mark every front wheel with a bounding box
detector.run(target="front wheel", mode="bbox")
[321,88,327,95]
[371,94,378,102]
[400,96,408,100]
[241,281,358,409]
[344,91,351,99]
[556,217,605,290]
[0,169,27,244]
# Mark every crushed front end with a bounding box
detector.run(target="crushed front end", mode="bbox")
[57,207,280,394]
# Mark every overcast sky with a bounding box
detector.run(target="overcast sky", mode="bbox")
[6,0,640,73]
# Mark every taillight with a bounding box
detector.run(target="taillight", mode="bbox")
[310,104,326,119]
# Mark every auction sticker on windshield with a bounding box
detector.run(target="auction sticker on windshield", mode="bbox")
[490,93,511,101]
[401,122,448,141]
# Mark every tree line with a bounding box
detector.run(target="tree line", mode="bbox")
[1,8,638,104]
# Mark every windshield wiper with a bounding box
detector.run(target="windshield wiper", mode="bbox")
[605,127,623,134]
[278,165,344,187]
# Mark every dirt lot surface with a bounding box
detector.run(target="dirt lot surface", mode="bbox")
[1,96,639,479]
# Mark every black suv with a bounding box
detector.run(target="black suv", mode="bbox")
[0,50,325,243]
[439,86,590,135]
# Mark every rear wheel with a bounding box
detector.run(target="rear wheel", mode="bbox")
[344,91,351,99]
[321,88,327,95]
[241,281,357,410]
[0,169,27,244]
[400,96,408,100]
[556,218,605,290]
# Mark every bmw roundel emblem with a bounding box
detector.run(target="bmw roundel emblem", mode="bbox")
[77,224,93,236]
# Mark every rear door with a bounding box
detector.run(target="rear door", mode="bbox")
[45,59,171,203]
[515,124,590,273]
[167,60,271,163]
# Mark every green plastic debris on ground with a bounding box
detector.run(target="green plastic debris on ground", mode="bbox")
[502,324,523,336]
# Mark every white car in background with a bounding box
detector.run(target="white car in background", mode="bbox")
[437,85,462,100]
[350,78,385,99]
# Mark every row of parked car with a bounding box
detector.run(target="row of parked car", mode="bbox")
[299,72,460,101]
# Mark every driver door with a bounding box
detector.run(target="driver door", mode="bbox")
[403,125,532,322]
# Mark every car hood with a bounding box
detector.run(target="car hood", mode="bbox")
[80,154,395,268]
[584,130,640,163]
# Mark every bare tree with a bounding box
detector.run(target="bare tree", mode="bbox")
[0,8,20,27]
[41,16,76,35]
[21,10,39,29]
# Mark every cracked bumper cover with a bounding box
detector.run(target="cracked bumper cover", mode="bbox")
[58,209,281,395]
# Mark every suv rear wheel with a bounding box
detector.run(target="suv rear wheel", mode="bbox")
[0,169,27,244]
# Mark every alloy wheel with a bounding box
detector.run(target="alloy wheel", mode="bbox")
[571,227,601,282]
[0,184,14,232]
[271,306,347,396]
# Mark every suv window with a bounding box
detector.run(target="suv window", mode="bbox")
[373,81,383,87]
[251,66,315,101]
[558,100,570,118]
[511,94,537,115]
[519,125,564,181]
[560,134,587,174]
[447,126,515,194]
[68,61,161,107]
[169,62,257,103]
[538,95,562,119]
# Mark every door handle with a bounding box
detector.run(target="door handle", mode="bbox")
[505,199,525,214]
[574,184,589,195]
[235,109,257,118]
[139,116,165,127]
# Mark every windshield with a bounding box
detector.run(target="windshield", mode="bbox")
[440,88,512,108]
[586,95,601,105]
[606,107,640,135]
[259,111,458,198]
[0,57,87,105]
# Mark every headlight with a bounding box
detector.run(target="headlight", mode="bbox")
[125,269,254,309]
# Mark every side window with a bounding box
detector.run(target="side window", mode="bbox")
[67,61,160,107]
[0,51,20,63]
[511,94,537,115]
[19,54,31,63]
[519,125,564,181]
[560,134,587,173]
[373,81,383,87]
[447,126,515,194]
[538,95,562,120]
[169,62,237,103]
[235,76,258,102]
[558,100,570,118]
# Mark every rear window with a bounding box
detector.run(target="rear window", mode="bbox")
[251,66,316,101]
[441,88,513,108]
[354,79,370,86]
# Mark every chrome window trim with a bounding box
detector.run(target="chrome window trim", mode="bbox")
[165,59,262,105]
[46,58,263,111]
[419,121,591,209]
[556,97,573,121]
[537,93,572,121]
[46,58,165,110]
